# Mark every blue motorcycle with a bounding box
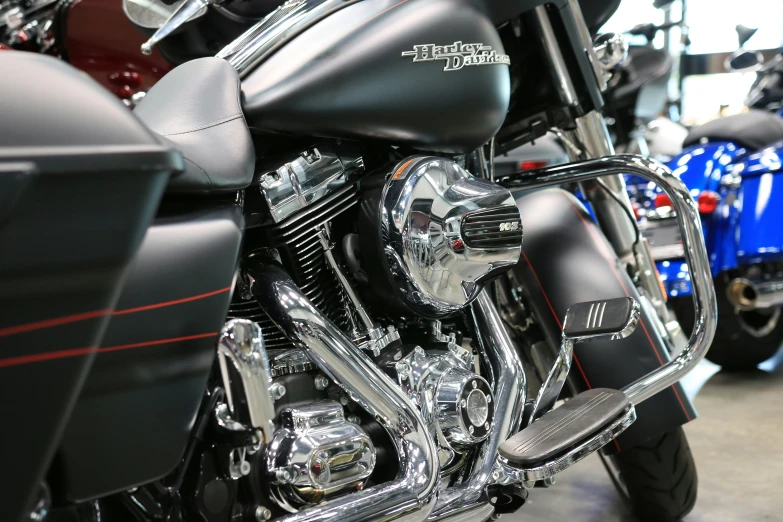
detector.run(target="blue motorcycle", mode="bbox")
[630,110,783,370]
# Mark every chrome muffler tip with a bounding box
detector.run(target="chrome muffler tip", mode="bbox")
[727,277,783,311]
[727,278,757,311]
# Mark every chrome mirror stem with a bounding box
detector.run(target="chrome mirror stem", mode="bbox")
[140,0,214,55]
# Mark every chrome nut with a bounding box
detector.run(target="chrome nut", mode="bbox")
[270,382,287,401]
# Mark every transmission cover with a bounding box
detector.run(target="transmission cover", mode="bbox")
[360,157,522,318]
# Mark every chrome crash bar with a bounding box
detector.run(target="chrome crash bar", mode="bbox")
[498,154,717,404]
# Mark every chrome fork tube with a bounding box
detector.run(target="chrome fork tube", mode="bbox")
[566,112,639,259]
[431,290,526,515]
[247,263,438,522]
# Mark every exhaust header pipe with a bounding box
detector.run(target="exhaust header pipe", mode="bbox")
[246,262,438,522]
[727,278,783,311]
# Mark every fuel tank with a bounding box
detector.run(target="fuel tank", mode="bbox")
[238,0,511,154]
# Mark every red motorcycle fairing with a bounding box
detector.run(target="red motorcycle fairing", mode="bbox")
[64,0,171,100]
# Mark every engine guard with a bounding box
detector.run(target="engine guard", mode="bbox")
[511,188,696,452]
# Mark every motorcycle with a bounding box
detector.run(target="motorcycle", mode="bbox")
[0,2,717,522]
[626,26,783,370]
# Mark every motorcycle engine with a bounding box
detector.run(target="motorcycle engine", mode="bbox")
[225,149,522,515]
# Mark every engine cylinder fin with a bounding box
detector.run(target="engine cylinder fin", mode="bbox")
[235,184,361,349]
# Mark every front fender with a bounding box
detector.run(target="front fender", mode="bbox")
[512,188,695,451]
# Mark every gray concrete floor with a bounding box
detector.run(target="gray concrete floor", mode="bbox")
[509,354,783,521]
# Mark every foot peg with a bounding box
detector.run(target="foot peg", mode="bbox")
[498,297,640,482]
[498,388,635,481]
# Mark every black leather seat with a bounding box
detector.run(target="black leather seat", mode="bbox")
[134,57,255,195]
[683,110,783,151]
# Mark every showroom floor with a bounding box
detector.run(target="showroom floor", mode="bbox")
[510,353,783,521]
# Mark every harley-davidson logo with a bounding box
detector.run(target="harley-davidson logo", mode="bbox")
[401,41,510,72]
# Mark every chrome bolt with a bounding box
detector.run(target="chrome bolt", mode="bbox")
[486,395,492,404]
[472,380,478,389]
[275,467,297,484]
[484,422,489,430]
[469,425,474,435]
[314,374,329,390]
[414,346,426,358]
[255,506,272,521]
[460,399,467,408]
[347,414,361,425]
[339,394,350,406]
[270,382,286,401]
[491,467,504,483]
[543,476,556,487]
[240,461,251,476]
[396,361,411,377]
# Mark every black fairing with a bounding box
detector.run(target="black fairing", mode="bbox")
[0,53,180,522]
[58,206,243,501]
[240,0,510,154]
[512,189,696,450]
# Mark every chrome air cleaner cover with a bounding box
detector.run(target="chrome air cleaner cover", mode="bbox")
[376,157,522,317]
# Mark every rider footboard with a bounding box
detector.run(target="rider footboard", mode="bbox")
[511,188,696,451]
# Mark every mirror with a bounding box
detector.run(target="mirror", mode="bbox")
[736,24,758,48]
[726,50,764,72]
[123,0,206,30]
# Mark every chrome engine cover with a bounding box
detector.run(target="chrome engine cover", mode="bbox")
[381,157,522,316]
[395,339,495,468]
[265,401,375,510]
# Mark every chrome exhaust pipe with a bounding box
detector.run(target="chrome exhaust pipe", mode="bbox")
[430,291,527,516]
[246,263,439,522]
[727,277,783,311]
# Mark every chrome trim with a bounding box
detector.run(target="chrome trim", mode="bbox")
[727,277,783,311]
[216,0,347,77]
[381,157,522,317]
[217,319,276,444]
[258,147,358,224]
[593,32,629,70]
[317,227,374,332]
[269,349,315,377]
[431,291,526,516]
[318,225,400,356]
[395,347,494,466]
[266,401,376,507]
[496,405,636,483]
[247,263,438,522]
[430,502,494,522]
[498,155,718,405]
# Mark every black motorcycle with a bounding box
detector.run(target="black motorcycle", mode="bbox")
[0,1,717,522]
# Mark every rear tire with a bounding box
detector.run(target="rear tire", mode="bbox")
[601,428,697,522]
[671,279,783,371]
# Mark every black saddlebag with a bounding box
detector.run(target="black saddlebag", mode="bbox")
[0,53,180,522]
